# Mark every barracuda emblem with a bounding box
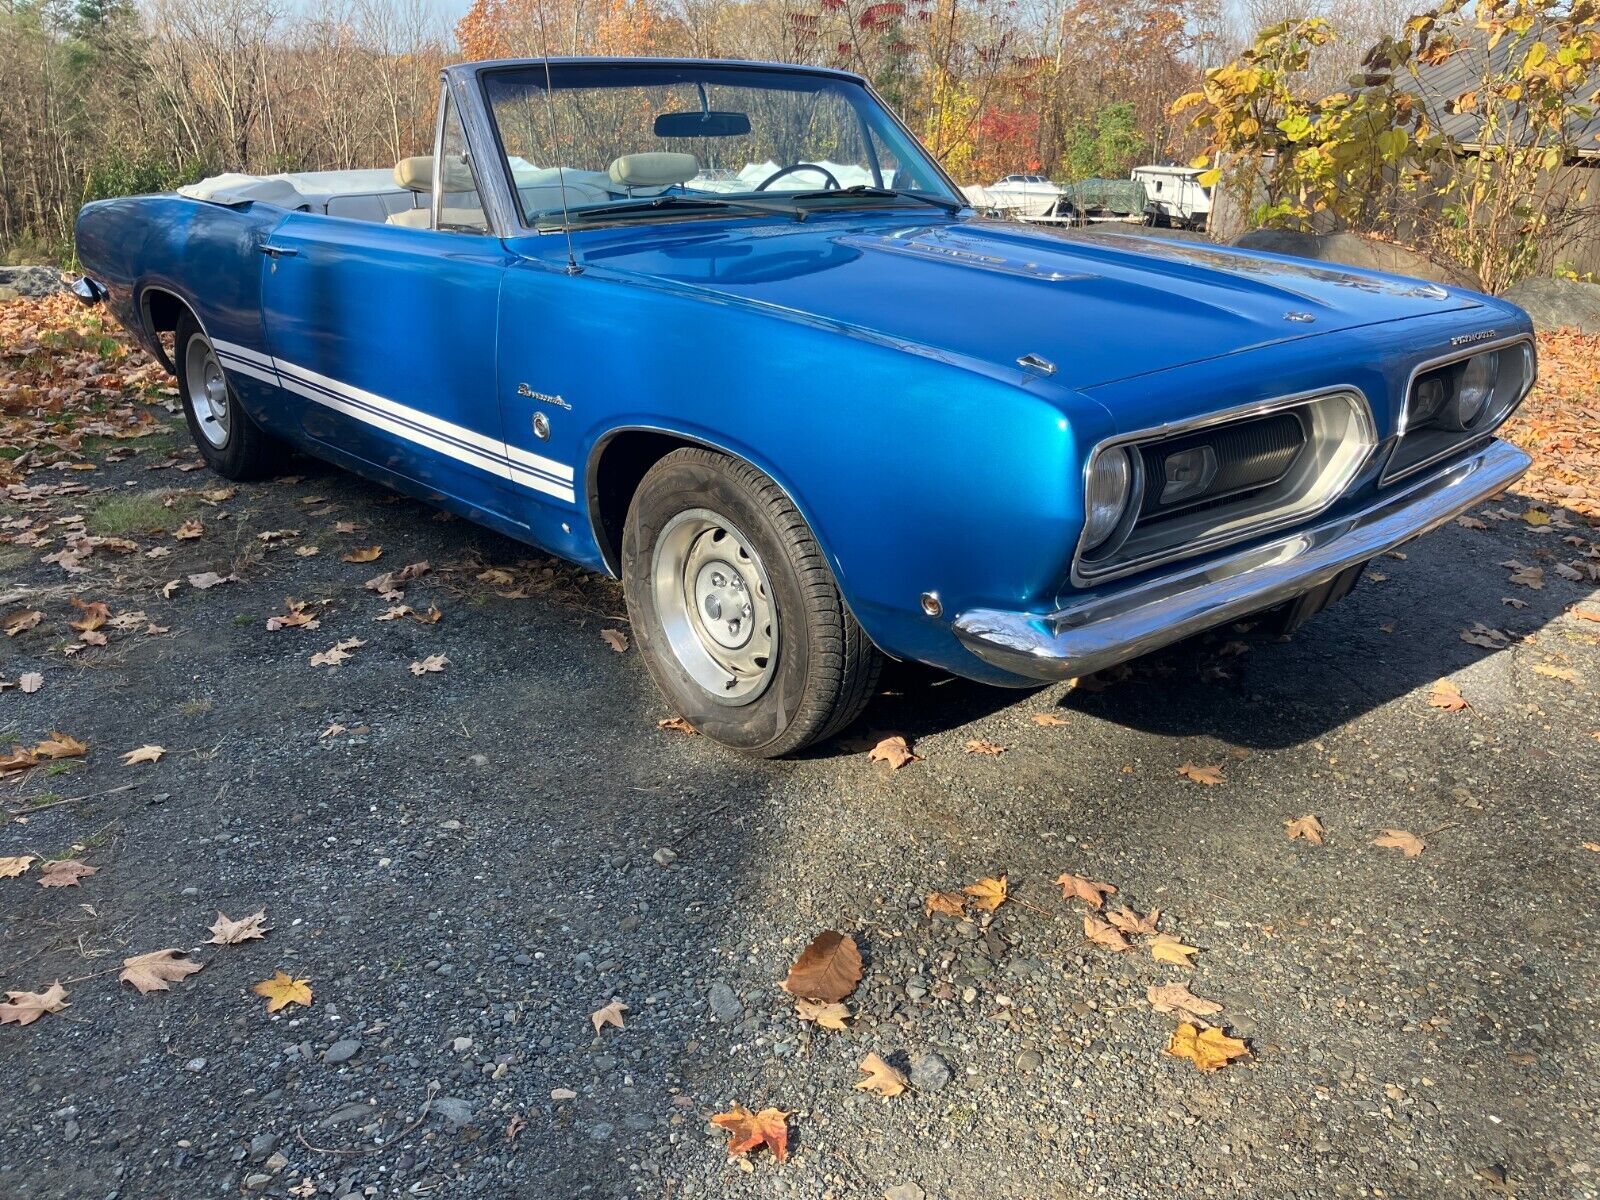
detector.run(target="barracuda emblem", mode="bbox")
[1450,329,1498,347]
[517,383,571,410]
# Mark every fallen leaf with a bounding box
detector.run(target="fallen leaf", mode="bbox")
[208,910,270,945]
[1428,680,1470,711]
[1461,622,1511,649]
[1522,508,1552,526]
[1105,906,1160,936]
[1147,982,1224,1026]
[252,970,313,1012]
[0,981,69,1026]
[923,890,966,918]
[37,859,96,888]
[963,874,1008,912]
[600,628,629,653]
[1149,934,1200,966]
[1573,608,1600,623]
[1455,515,1487,530]
[311,638,366,668]
[1031,712,1069,726]
[120,744,165,766]
[409,654,449,676]
[783,931,863,1003]
[854,1052,909,1096]
[1582,842,1600,853]
[19,672,44,694]
[341,545,383,563]
[657,716,697,735]
[33,732,86,760]
[1508,565,1545,589]
[173,519,204,540]
[1373,829,1426,858]
[320,722,347,739]
[868,735,919,769]
[1178,763,1225,786]
[267,600,320,631]
[2,609,44,637]
[964,739,1006,755]
[793,997,850,1030]
[1533,663,1579,683]
[187,571,236,589]
[1285,814,1325,844]
[1165,1022,1249,1071]
[68,599,109,632]
[1083,915,1132,952]
[295,545,320,558]
[1055,872,1117,909]
[0,750,38,774]
[590,998,628,1033]
[0,855,38,878]
[120,948,203,994]
[710,1104,789,1162]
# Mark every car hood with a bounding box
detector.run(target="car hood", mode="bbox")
[572,215,1483,390]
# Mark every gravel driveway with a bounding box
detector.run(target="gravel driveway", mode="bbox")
[1,414,1597,1200]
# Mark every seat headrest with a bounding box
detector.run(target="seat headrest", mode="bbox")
[608,152,698,189]
[393,155,476,193]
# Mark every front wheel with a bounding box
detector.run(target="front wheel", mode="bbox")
[175,314,283,480]
[622,448,881,756]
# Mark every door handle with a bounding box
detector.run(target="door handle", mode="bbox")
[259,245,299,258]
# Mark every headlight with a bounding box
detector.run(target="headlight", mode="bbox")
[1442,351,1498,429]
[1082,446,1136,552]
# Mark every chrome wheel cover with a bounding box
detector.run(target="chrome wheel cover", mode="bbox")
[651,509,777,705]
[184,333,231,449]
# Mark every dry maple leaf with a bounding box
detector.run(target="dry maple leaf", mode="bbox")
[68,598,109,632]
[187,571,236,589]
[412,605,443,624]
[3,609,45,637]
[341,545,383,563]
[964,739,1006,755]
[1178,762,1225,786]
[793,997,849,1030]
[1285,814,1325,844]
[1105,906,1160,936]
[600,628,629,653]
[1031,712,1069,727]
[854,1052,909,1097]
[1428,680,1470,711]
[1373,829,1426,858]
[1055,872,1117,910]
[1165,1022,1249,1072]
[252,970,313,1012]
[0,750,38,774]
[1461,622,1511,649]
[590,999,628,1033]
[1083,914,1132,953]
[709,1104,789,1162]
[33,732,86,760]
[1149,934,1200,966]
[1508,565,1544,589]
[173,519,204,540]
[1147,982,1224,1026]
[783,931,863,1003]
[311,638,367,668]
[0,855,37,878]
[657,716,697,735]
[38,859,96,888]
[120,948,204,994]
[0,981,69,1026]
[121,744,165,766]
[924,890,966,918]
[208,909,270,945]
[410,654,450,676]
[868,735,919,769]
[963,874,1008,912]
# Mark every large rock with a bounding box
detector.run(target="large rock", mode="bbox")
[1231,229,1480,291]
[1499,276,1600,333]
[0,265,68,301]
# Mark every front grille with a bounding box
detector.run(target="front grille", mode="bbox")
[1137,411,1306,521]
[1074,389,1376,586]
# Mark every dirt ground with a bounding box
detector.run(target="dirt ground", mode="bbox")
[1,296,1598,1200]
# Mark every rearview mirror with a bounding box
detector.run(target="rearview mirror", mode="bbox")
[654,110,752,138]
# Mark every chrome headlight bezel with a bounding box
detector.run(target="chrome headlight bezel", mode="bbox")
[1384,335,1536,485]
[1079,444,1141,556]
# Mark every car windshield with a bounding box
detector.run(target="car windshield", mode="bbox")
[481,62,960,227]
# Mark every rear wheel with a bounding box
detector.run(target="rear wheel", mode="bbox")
[622,448,881,756]
[175,313,282,480]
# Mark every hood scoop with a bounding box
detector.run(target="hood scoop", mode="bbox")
[838,228,1095,283]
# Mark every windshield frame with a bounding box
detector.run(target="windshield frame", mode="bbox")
[471,58,968,234]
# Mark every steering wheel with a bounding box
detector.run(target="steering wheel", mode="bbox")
[755,163,842,192]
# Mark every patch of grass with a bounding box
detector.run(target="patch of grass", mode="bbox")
[86,488,191,536]
[0,544,31,572]
[177,698,214,717]
[231,614,253,627]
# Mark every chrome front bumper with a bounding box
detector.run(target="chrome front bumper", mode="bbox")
[953,438,1532,682]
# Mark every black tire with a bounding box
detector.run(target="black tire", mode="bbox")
[622,447,882,757]
[175,313,283,480]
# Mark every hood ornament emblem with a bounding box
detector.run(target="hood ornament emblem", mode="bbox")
[1017,353,1056,375]
[1283,311,1316,323]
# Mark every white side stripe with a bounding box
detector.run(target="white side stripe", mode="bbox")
[212,338,576,504]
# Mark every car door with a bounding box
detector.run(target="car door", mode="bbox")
[258,92,523,523]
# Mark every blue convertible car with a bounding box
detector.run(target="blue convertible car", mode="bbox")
[75,57,1536,755]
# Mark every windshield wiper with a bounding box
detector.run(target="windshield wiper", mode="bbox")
[783,185,966,214]
[539,194,802,228]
